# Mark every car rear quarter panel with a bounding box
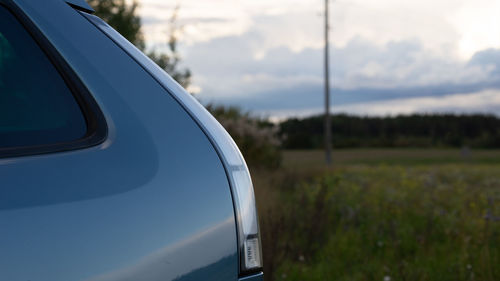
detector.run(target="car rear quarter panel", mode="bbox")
[0,0,239,280]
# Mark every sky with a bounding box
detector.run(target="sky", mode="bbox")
[136,0,500,118]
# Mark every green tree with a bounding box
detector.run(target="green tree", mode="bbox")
[89,0,190,88]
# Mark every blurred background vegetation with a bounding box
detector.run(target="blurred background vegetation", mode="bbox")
[91,1,500,280]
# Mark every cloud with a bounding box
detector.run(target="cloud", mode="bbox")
[333,89,500,116]
[140,0,500,59]
[468,49,500,75]
[267,89,500,118]
[137,0,500,117]
[449,0,500,58]
[183,32,500,113]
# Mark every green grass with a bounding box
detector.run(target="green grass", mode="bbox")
[253,149,500,281]
[283,149,500,168]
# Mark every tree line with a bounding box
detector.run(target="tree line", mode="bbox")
[280,114,500,149]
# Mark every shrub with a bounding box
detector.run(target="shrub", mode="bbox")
[206,104,282,169]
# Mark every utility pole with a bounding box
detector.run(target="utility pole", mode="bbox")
[324,0,332,165]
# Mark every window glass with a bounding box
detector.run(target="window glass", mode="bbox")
[0,5,87,149]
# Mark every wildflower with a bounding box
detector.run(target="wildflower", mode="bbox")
[384,276,391,281]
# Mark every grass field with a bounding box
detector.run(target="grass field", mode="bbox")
[253,149,500,281]
[283,149,500,168]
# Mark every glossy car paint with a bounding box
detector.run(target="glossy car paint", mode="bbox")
[0,0,261,280]
[65,0,94,13]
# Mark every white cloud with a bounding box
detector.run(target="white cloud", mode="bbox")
[135,0,500,116]
[138,0,316,50]
[184,35,498,102]
[450,0,500,59]
[266,89,500,118]
[334,89,500,115]
[138,0,500,59]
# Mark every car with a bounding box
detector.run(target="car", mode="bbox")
[0,0,263,280]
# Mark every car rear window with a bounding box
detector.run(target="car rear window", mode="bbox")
[0,5,87,149]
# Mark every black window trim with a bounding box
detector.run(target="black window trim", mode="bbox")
[0,0,107,159]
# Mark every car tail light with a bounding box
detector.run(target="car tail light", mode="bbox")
[205,119,263,273]
[222,138,262,272]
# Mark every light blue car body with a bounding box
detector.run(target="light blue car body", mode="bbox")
[0,0,263,280]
